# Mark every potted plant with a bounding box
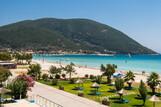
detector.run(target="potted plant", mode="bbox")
[85,74,89,78]
[101,97,110,105]
[78,91,84,97]
[59,85,64,90]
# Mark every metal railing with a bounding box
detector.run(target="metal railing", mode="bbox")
[27,95,63,107]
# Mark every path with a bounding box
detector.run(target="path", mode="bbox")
[29,82,107,107]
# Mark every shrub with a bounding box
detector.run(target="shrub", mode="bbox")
[78,91,84,97]
[8,79,28,99]
[139,80,147,106]
[52,79,58,85]
[8,74,34,99]
[59,85,64,90]
[16,74,34,88]
[49,75,53,79]
[89,74,95,79]
[69,78,75,84]
[101,97,110,105]
[49,66,62,78]
[55,74,60,79]
[85,74,89,78]
[95,76,102,84]
[27,64,41,80]
[42,73,48,81]
[115,78,124,91]
[62,74,66,79]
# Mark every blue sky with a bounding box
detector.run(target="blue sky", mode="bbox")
[0,0,161,53]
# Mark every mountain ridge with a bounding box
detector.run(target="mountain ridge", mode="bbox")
[0,18,156,54]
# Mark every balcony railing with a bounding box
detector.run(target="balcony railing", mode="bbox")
[27,94,63,107]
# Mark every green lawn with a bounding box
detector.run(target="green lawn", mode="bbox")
[38,79,161,107]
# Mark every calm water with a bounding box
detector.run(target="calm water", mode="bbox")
[33,54,161,73]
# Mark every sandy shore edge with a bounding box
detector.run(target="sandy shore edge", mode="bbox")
[32,59,154,83]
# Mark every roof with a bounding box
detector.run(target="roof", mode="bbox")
[0,63,16,65]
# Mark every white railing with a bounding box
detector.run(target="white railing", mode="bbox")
[27,95,63,107]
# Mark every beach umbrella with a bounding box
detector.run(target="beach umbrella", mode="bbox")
[76,79,83,84]
[91,82,100,95]
[76,79,83,88]
[149,95,160,107]
[118,89,124,95]
[91,82,100,88]
[127,80,133,84]
[112,81,115,85]
[118,89,125,100]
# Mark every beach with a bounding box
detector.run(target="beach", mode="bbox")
[32,59,149,83]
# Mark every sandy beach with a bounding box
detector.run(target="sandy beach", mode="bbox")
[32,59,149,83]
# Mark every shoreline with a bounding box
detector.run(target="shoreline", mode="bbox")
[33,53,161,56]
[33,54,161,73]
[32,59,153,83]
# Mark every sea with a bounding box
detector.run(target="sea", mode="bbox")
[33,54,161,73]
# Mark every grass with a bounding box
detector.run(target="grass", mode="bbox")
[38,79,161,107]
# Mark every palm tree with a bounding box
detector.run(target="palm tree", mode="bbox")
[27,64,41,80]
[101,64,117,84]
[139,80,147,106]
[25,53,32,64]
[49,66,62,78]
[147,72,160,95]
[124,71,135,89]
[0,67,12,87]
[100,64,105,72]
[63,62,76,80]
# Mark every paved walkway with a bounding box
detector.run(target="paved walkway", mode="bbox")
[29,82,107,107]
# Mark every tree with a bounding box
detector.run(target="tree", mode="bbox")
[49,66,62,78]
[63,62,76,80]
[100,64,105,72]
[25,53,32,64]
[14,52,32,64]
[42,73,49,81]
[9,78,27,99]
[115,78,124,91]
[101,64,117,84]
[27,64,41,80]
[17,74,35,88]
[147,72,160,95]
[0,52,12,61]
[8,75,34,99]
[139,80,147,106]
[0,67,12,87]
[124,71,135,89]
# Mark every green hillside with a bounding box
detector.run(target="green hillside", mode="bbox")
[0,18,156,54]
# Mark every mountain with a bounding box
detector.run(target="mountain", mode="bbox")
[0,18,156,54]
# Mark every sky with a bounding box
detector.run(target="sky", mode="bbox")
[0,0,161,53]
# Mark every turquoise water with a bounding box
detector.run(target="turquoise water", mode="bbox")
[33,54,161,73]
